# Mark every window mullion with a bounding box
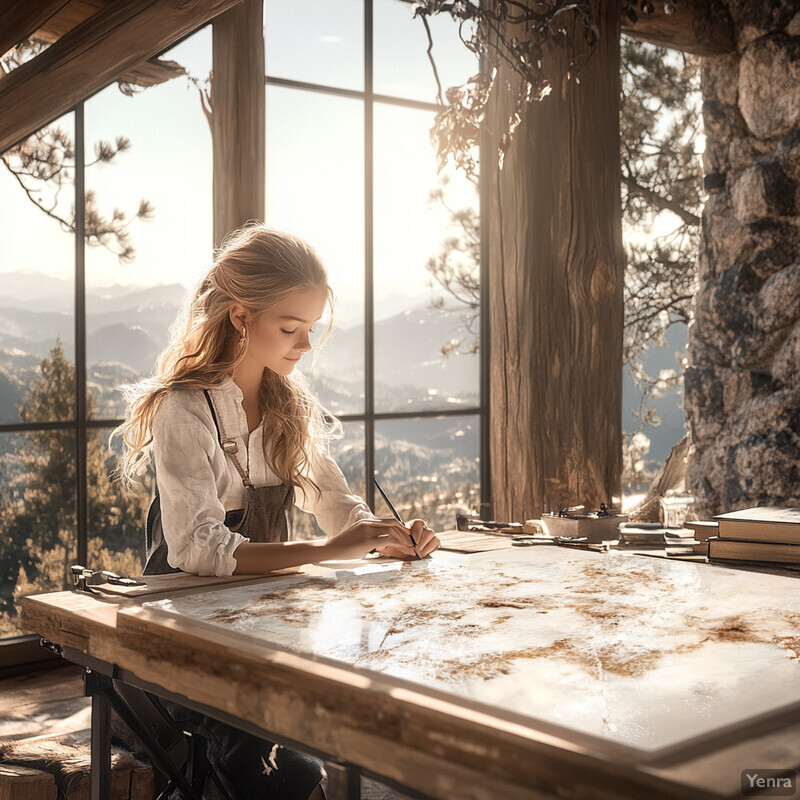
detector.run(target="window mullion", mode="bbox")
[75,102,88,567]
[478,46,491,517]
[364,0,375,511]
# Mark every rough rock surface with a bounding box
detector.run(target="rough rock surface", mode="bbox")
[739,35,800,140]
[686,3,800,517]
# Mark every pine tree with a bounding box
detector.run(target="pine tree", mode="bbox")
[0,342,149,630]
[620,37,702,383]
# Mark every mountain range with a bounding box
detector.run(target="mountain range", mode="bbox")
[0,269,686,477]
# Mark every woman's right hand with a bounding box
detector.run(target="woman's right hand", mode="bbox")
[322,519,417,561]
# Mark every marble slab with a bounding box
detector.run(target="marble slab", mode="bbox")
[143,549,800,759]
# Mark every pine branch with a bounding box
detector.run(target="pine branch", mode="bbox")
[622,174,700,226]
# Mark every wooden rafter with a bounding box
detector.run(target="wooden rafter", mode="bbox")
[32,0,107,41]
[2,0,188,92]
[28,0,186,88]
[0,0,73,60]
[0,0,241,155]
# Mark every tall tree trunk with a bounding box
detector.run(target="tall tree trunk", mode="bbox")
[211,0,265,246]
[487,0,624,519]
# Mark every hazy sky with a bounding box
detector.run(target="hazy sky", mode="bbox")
[1,1,479,317]
[0,1,697,313]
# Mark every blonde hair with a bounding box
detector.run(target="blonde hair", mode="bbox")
[115,224,334,494]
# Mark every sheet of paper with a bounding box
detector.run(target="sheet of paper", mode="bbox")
[144,549,800,758]
[93,568,302,597]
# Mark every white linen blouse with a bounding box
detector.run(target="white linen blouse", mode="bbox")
[151,375,376,576]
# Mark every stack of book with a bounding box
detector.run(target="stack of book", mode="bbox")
[708,507,800,568]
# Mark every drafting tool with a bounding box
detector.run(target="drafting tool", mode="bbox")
[373,476,422,559]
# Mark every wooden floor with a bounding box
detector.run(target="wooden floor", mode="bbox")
[0,665,89,741]
[0,664,154,799]
[0,664,410,800]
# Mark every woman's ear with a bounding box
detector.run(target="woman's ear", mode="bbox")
[229,303,247,333]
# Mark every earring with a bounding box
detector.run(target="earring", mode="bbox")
[236,325,248,361]
[233,326,247,378]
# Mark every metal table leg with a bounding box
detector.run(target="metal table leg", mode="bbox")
[85,669,112,800]
[326,760,361,800]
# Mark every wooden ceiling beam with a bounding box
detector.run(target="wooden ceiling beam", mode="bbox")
[621,0,735,56]
[0,0,73,60]
[26,0,187,90]
[31,0,113,45]
[0,0,241,155]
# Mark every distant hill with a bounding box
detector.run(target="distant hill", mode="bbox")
[87,283,189,314]
[0,269,687,479]
[2,269,73,313]
[333,289,441,328]
[0,306,74,345]
[0,271,185,422]
[86,306,175,343]
[622,323,687,470]
[308,305,479,411]
[87,324,163,375]
[1,269,187,314]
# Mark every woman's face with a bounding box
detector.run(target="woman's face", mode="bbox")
[241,286,328,377]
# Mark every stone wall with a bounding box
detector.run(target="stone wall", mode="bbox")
[685,1,800,517]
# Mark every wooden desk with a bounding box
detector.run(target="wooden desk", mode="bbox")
[20,550,800,800]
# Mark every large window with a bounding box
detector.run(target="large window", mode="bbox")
[0,29,213,638]
[0,5,484,640]
[265,0,484,533]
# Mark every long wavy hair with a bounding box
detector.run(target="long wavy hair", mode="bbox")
[115,224,334,494]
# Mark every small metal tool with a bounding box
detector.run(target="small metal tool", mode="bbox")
[71,565,145,593]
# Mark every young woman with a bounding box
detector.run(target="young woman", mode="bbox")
[116,224,439,799]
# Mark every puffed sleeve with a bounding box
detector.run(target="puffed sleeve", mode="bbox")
[295,443,379,534]
[152,391,248,576]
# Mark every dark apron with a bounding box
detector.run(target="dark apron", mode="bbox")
[144,389,294,575]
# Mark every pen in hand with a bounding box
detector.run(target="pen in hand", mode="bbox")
[372,477,422,559]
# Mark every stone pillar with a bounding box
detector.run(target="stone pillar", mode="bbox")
[685,2,800,517]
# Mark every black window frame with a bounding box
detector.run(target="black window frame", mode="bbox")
[0,4,490,658]
[264,0,489,513]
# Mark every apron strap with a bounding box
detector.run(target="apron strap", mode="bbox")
[203,388,254,489]
[203,388,223,445]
